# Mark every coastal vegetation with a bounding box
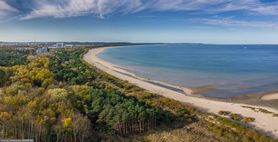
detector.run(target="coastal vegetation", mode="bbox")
[218,110,231,116]
[218,111,255,123]
[0,48,276,142]
[258,108,273,114]
[241,105,278,117]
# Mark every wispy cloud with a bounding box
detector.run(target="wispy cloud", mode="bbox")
[196,17,278,29]
[0,0,18,18]
[153,0,278,16]
[215,0,278,15]
[21,0,234,19]
[151,0,229,11]
[3,0,278,21]
[21,0,144,20]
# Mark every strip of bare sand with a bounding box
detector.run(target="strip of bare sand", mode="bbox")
[84,47,278,139]
[262,93,278,101]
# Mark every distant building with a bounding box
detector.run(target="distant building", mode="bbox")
[36,47,48,53]
[16,48,27,51]
[48,45,56,49]
[48,43,65,49]
[56,43,64,48]
[64,44,73,48]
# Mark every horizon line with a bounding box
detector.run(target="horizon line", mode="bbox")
[1,41,278,45]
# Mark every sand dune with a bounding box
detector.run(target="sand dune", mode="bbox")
[84,47,278,139]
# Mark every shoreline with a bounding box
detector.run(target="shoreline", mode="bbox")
[84,46,278,138]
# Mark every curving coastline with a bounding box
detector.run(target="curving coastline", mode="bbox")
[83,47,278,138]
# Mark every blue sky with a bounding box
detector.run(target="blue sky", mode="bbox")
[1,0,278,43]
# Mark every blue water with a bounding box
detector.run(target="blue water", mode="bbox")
[98,44,278,98]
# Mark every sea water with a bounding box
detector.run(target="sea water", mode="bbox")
[98,44,278,98]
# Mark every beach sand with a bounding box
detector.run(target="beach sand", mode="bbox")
[262,93,278,101]
[84,47,278,139]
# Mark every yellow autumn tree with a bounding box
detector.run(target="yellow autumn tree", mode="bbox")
[47,88,68,101]
[63,117,72,129]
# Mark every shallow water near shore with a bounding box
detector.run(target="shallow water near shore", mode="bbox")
[98,44,278,98]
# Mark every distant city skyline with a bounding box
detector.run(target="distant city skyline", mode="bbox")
[1,0,278,44]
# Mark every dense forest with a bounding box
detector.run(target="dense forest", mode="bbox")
[0,48,277,142]
[0,49,28,66]
[49,49,175,135]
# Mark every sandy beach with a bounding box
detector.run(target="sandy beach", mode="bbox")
[262,93,278,101]
[84,47,278,138]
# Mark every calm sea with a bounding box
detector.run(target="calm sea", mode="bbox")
[98,44,278,98]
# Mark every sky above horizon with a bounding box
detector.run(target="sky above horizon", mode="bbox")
[1,0,278,44]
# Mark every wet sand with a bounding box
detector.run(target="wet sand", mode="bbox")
[225,92,278,110]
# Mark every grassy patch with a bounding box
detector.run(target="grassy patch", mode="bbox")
[242,106,278,118]
[258,108,273,114]
[219,110,255,123]
[241,105,257,111]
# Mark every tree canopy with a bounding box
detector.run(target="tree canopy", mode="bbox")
[0,49,28,66]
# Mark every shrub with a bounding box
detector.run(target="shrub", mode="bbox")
[229,113,243,121]
[218,111,231,116]
[258,108,272,114]
[243,117,255,123]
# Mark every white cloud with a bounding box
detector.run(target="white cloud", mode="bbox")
[151,0,229,11]
[197,17,278,29]
[0,0,17,18]
[212,0,278,16]
[153,0,278,16]
[15,0,278,20]
[22,0,144,20]
[253,4,278,15]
